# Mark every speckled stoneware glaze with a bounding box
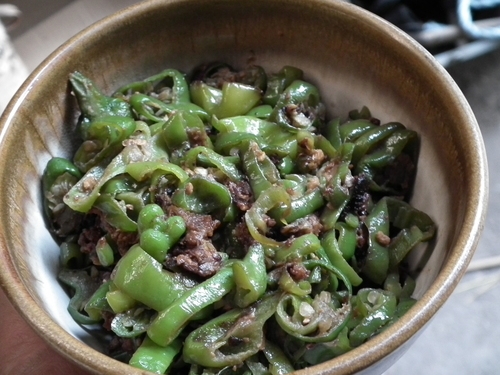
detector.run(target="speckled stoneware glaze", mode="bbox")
[0,0,488,374]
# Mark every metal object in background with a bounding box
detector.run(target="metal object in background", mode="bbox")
[351,0,500,67]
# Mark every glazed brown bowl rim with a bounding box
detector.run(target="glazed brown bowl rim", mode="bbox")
[0,0,488,374]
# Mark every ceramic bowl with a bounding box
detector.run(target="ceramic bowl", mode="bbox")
[0,0,488,374]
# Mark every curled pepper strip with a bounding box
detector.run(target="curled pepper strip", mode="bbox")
[263,65,303,107]
[69,71,132,122]
[384,196,436,267]
[362,197,391,285]
[274,233,322,263]
[183,146,243,182]
[350,122,405,165]
[245,185,291,248]
[275,291,351,343]
[129,93,209,123]
[269,80,325,132]
[172,175,234,221]
[73,116,137,173]
[242,141,281,199]
[190,81,262,119]
[42,157,82,222]
[112,246,195,312]
[64,141,147,212]
[321,230,363,287]
[129,337,182,374]
[262,341,295,375]
[348,288,397,347]
[58,269,100,325]
[84,280,112,321]
[233,243,267,308]
[318,143,355,230]
[182,292,281,368]
[115,68,191,104]
[94,194,137,232]
[111,307,154,338]
[213,116,298,157]
[125,161,189,184]
[147,262,235,347]
[339,119,375,143]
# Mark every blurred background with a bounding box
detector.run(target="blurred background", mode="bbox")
[2,0,500,374]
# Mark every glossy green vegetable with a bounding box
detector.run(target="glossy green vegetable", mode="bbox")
[47,64,436,374]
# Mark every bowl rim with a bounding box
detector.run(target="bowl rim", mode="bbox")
[0,0,489,374]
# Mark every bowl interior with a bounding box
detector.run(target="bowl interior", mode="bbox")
[0,0,487,374]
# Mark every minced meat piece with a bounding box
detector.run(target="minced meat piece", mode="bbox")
[287,262,310,282]
[170,240,223,278]
[227,180,254,211]
[168,206,220,246]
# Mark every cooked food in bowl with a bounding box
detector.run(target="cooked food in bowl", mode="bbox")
[42,62,436,374]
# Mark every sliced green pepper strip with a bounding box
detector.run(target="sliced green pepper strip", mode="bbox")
[351,122,404,165]
[84,280,112,321]
[130,93,209,122]
[335,220,358,261]
[191,81,261,119]
[263,65,303,107]
[302,327,352,365]
[43,157,82,196]
[275,291,351,343]
[125,161,188,183]
[246,104,273,119]
[140,216,186,262]
[129,337,182,374]
[59,242,84,268]
[94,194,137,232]
[183,292,281,368]
[183,146,243,182]
[189,81,223,115]
[348,288,397,347]
[317,143,355,230]
[111,307,154,338]
[73,116,137,172]
[64,139,154,212]
[356,129,417,175]
[106,287,137,314]
[172,176,233,221]
[278,268,312,296]
[147,262,235,347]
[262,341,295,375]
[58,269,100,325]
[233,243,267,308]
[362,197,391,285]
[323,118,342,150]
[112,245,194,311]
[161,109,213,156]
[214,82,262,119]
[213,116,297,156]
[339,119,375,143]
[269,80,324,132]
[245,185,291,248]
[95,235,115,266]
[137,203,167,233]
[272,187,324,224]
[115,68,190,103]
[274,233,322,263]
[384,197,436,267]
[69,71,132,122]
[321,230,363,287]
[242,141,280,199]
[42,157,82,218]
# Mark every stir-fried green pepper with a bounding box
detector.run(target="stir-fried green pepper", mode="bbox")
[47,65,437,374]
